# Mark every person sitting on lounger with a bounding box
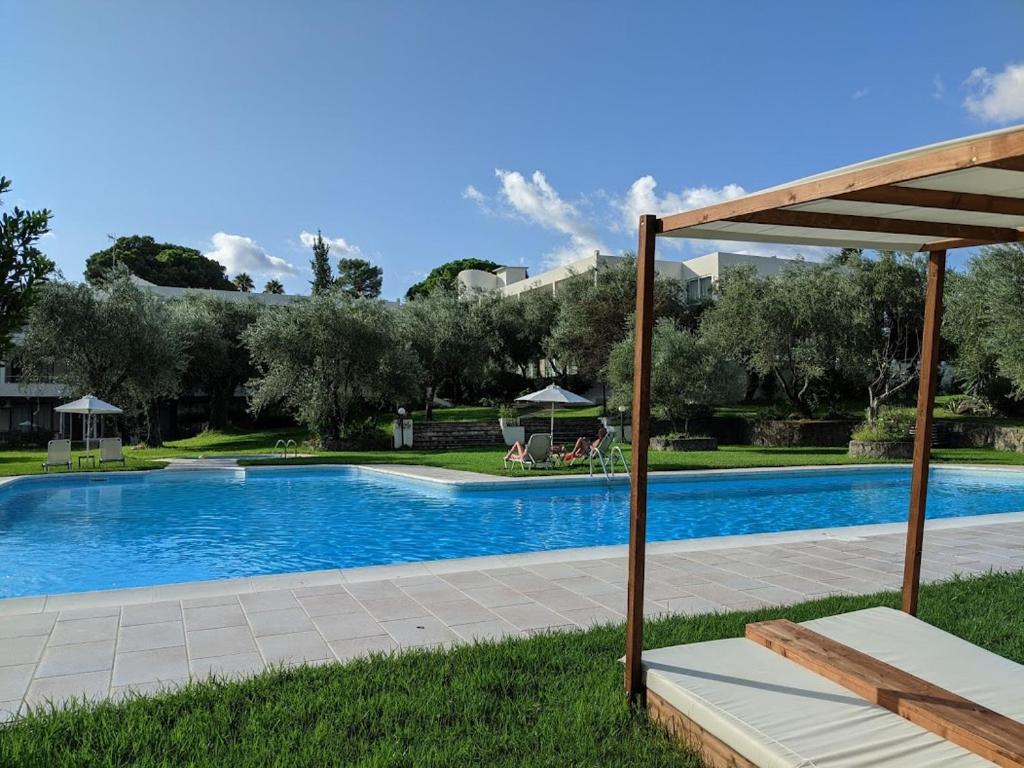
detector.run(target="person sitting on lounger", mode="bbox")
[560,426,608,464]
[504,441,528,463]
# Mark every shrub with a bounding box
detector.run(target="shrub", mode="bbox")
[944,395,996,417]
[852,407,914,442]
[497,404,520,424]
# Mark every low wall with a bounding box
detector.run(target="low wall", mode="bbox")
[749,419,856,448]
[411,422,504,449]
[940,421,1024,453]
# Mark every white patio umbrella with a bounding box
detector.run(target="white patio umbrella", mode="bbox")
[55,395,123,453]
[515,384,593,440]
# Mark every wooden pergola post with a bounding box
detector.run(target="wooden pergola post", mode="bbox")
[625,214,658,703]
[901,249,947,615]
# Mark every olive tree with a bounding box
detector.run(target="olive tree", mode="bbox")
[171,294,263,428]
[701,263,860,417]
[944,244,1024,402]
[244,294,418,446]
[477,289,558,378]
[545,255,693,405]
[839,250,927,423]
[401,288,490,418]
[16,267,186,444]
[609,318,745,433]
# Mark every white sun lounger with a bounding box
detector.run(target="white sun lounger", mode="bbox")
[640,607,1022,767]
[98,437,125,466]
[42,439,72,472]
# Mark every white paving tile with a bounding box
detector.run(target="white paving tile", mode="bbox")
[1,513,1020,715]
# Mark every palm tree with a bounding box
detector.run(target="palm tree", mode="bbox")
[233,272,254,293]
[263,279,284,294]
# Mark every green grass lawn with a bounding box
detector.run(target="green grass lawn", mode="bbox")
[2,571,1021,767]
[4,426,1024,478]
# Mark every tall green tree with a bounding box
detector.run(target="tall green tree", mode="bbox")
[478,290,559,377]
[609,318,745,433]
[85,235,234,290]
[836,250,927,422]
[309,231,333,295]
[15,267,185,444]
[336,257,383,299]
[245,294,418,445]
[0,177,55,356]
[944,243,1024,402]
[263,279,284,294]
[701,263,861,417]
[233,272,254,293]
[402,288,490,418]
[405,258,500,300]
[545,256,692,405]
[171,295,262,428]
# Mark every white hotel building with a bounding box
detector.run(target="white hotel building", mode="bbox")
[457,250,798,301]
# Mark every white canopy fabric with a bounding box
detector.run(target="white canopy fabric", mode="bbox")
[55,395,123,453]
[55,395,123,415]
[658,124,1024,252]
[515,384,594,439]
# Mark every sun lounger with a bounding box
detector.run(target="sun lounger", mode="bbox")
[42,439,72,472]
[638,607,1023,767]
[98,437,125,466]
[504,433,553,471]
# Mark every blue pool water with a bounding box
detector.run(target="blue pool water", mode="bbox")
[1,465,1023,598]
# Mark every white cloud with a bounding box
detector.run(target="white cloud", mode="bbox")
[963,63,1024,123]
[298,230,362,257]
[932,75,946,101]
[851,87,869,101]
[615,175,747,232]
[494,169,606,266]
[462,185,486,204]
[204,232,298,277]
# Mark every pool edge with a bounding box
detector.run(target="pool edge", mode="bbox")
[4,507,1023,617]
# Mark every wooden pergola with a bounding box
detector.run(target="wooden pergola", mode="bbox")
[625,124,1024,703]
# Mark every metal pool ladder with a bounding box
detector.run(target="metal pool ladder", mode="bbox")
[273,439,297,459]
[590,443,629,483]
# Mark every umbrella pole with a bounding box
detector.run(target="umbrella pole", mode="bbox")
[550,403,554,442]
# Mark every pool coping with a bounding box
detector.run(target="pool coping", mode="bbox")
[3,461,1023,618]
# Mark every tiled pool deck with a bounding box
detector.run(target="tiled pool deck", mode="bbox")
[1,463,1022,721]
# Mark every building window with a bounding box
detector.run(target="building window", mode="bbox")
[686,276,713,301]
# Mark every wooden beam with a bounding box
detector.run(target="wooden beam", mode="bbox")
[919,228,1024,252]
[724,209,1021,243]
[835,185,1024,216]
[658,127,1024,234]
[624,214,657,705]
[902,249,946,615]
[984,156,1024,172]
[747,619,1024,768]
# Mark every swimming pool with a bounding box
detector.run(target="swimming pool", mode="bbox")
[2,465,1023,598]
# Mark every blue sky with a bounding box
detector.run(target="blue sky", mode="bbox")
[4,1,1024,298]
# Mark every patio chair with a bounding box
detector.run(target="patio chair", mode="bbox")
[99,437,125,466]
[504,433,553,471]
[42,439,72,472]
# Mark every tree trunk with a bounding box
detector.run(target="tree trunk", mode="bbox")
[146,402,163,447]
[425,385,434,421]
[209,390,230,430]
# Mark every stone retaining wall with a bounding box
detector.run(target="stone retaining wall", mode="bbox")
[940,421,1024,453]
[749,419,857,448]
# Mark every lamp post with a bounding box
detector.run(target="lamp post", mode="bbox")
[396,407,408,449]
[618,405,626,440]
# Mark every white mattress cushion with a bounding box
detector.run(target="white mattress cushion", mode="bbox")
[642,636,995,767]
[803,606,1024,723]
